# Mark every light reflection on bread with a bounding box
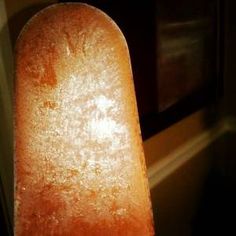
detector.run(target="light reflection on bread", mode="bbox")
[15,3,154,235]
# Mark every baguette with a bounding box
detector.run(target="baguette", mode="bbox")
[15,3,154,235]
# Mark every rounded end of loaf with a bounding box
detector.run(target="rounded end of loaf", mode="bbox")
[15,3,154,235]
[15,2,130,89]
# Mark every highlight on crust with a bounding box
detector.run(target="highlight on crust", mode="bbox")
[14,3,154,235]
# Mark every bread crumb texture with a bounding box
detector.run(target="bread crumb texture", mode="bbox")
[15,3,154,236]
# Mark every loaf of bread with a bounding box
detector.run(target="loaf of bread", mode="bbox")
[15,3,154,235]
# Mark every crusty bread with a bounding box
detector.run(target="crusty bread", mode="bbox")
[15,3,154,235]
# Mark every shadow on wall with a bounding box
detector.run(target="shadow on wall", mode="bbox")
[150,131,236,236]
[192,133,236,236]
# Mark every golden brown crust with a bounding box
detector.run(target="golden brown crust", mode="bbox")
[15,3,154,235]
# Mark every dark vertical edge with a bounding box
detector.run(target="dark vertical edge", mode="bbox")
[216,0,225,99]
[0,177,12,236]
[155,0,160,113]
